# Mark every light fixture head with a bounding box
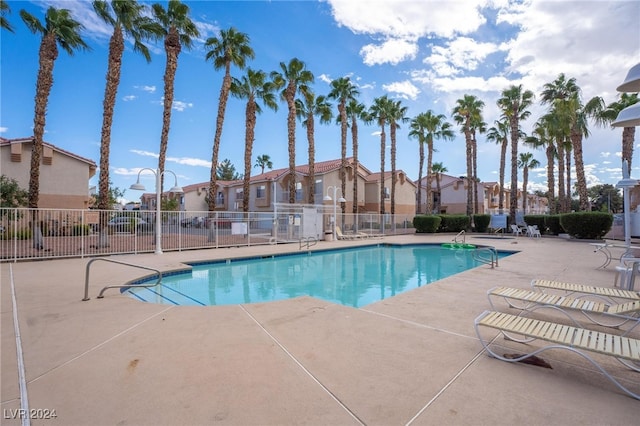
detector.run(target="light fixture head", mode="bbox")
[612,103,640,128]
[616,178,639,189]
[323,195,332,201]
[338,197,347,203]
[130,182,146,191]
[617,62,640,93]
[168,185,184,194]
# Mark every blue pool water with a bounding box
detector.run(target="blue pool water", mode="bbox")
[125,244,512,308]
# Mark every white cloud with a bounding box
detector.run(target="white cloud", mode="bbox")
[0,127,7,133]
[123,95,136,102]
[172,101,194,112]
[318,73,332,84]
[135,85,156,94]
[361,38,417,66]
[382,80,420,100]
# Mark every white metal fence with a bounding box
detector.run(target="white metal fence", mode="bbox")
[0,208,416,262]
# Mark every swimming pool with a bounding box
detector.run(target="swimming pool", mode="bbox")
[125,244,512,308]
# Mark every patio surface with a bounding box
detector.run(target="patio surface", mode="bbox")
[2,233,640,425]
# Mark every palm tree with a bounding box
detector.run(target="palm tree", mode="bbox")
[453,95,485,219]
[205,27,254,211]
[20,6,88,248]
[296,90,332,204]
[271,58,314,204]
[346,99,369,214]
[541,74,578,213]
[432,162,447,213]
[517,152,540,213]
[470,115,486,214]
[497,85,534,223]
[1,0,14,32]
[328,77,359,212]
[486,119,510,214]
[231,68,278,212]
[409,111,454,215]
[93,0,160,247]
[387,100,409,215]
[525,118,556,214]
[152,0,198,192]
[369,95,393,214]
[586,93,639,172]
[254,154,273,174]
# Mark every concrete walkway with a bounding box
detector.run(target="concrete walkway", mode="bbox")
[1,234,639,425]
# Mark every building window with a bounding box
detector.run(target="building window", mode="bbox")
[384,187,390,199]
[256,185,266,198]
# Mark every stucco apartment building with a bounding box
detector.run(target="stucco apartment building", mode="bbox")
[140,158,418,217]
[0,137,96,209]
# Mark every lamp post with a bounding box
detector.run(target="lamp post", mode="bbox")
[613,63,640,250]
[323,186,346,241]
[130,168,183,254]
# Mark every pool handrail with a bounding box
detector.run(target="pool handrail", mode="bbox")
[473,246,499,268]
[453,230,466,244]
[83,257,163,301]
[299,236,318,250]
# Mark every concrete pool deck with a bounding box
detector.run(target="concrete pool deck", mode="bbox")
[1,233,639,425]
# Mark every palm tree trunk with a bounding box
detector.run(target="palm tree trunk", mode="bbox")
[557,141,566,213]
[339,102,347,214]
[425,139,433,215]
[465,127,473,218]
[418,141,425,214]
[159,27,181,192]
[546,144,556,214]
[286,84,297,205]
[509,115,519,224]
[242,98,256,212]
[622,127,636,172]
[472,134,478,214]
[351,117,359,214]
[522,167,529,213]
[498,140,507,213]
[565,146,571,212]
[390,124,397,216]
[379,124,386,215]
[571,130,589,211]
[209,66,232,211]
[307,113,315,205]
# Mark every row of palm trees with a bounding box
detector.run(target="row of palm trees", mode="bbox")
[3,1,638,238]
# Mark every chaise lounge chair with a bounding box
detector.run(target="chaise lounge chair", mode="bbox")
[474,310,640,400]
[487,285,640,331]
[335,226,366,240]
[531,279,640,302]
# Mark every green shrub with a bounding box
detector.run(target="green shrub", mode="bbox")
[1,228,31,240]
[473,214,491,233]
[413,215,442,233]
[524,215,547,234]
[544,215,563,235]
[559,212,612,239]
[438,214,470,232]
[71,224,90,236]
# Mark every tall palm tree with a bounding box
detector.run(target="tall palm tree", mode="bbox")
[432,162,447,213]
[254,154,273,174]
[409,111,454,215]
[328,77,359,212]
[20,6,88,248]
[271,58,314,204]
[1,0,14,32]
[369,95,393,214]
[470,115,486,214]
[93,0,160,247]
[517,152,540,213]
[526,118,556,213]
[230,68,278,212]
[387,100,409,215]
[453,94,485,219]
[497,85,534,223]
[205,27,254,210]
[586,93,639,172]
[486,119,510,214]
[346,99,369,214]
[541,74,578,213]
[296,90,332,204]
[152,0,198,191]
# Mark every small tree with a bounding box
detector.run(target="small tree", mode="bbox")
[90,180,125,209]
[216,159,242,180]
[1,175,28,208]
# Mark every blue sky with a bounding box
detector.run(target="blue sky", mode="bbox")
[1,0,639,204]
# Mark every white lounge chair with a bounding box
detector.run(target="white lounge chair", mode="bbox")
[510,224,522,236]
[527,225,541,238]
[531,279,640,302]
[474,310,640,400]
[487,285,640,331]
[335,226,365,240]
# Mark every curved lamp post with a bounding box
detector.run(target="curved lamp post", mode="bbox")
[323,186,346,241]
[614,63,640,249]
[130,168,183,254]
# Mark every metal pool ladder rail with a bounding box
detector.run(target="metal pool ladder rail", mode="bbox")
[453,230,466,243]
[83,257,163,301]
[473,246,499,268]
[299,236,318,250]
